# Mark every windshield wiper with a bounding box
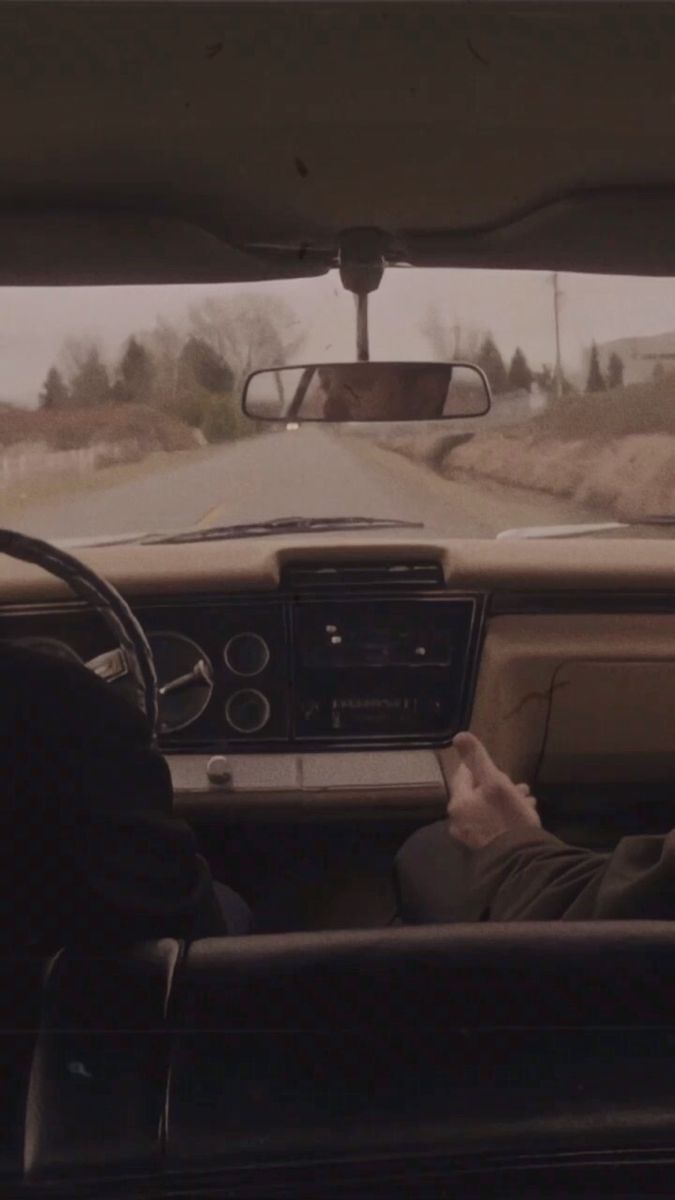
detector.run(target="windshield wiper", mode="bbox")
[142,515,424,545]
[497,517,675,540]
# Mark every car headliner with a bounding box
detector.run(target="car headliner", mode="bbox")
[2,1,675,285]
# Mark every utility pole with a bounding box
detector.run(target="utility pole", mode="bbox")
[552,272,563,400]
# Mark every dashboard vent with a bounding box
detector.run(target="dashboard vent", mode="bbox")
[282,560,444,591]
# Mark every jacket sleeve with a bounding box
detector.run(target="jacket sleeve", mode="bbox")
[2,642,229,948]
[72,747,229,944]
[469,827,675,920]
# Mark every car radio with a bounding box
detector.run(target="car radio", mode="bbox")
[292,596,480,746]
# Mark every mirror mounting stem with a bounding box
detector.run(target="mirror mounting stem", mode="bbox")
[338,228,390,362]
[354,293,369,363]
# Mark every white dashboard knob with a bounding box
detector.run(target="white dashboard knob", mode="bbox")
[206,755,232,787]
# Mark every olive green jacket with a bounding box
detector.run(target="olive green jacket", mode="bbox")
[472,828,675,920]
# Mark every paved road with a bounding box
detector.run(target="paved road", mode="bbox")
[6,427,612,541]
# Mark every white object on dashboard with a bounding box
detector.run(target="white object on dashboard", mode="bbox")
[496,522,626,540]
[206,755,233,787]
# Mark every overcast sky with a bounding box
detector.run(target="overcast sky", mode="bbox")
[5,267,675,406]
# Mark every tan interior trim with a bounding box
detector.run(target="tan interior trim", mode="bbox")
[2,536,675,604]
[468,614,675,785]
[170,750,447,822]
[5,538,675,798]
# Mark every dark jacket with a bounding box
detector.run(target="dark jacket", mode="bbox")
[0,642,228,952]
[469,827,675,920]
[396,819,675,924]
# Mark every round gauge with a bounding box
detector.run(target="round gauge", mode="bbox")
[225,688,271,734]
[224,632,270,677]
[14,636,82,665]
[148,632,214,734]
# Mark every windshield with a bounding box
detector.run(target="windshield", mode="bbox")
[5,268,675,543]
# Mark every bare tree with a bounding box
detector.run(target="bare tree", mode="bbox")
[58,336,101,382]
[457,326,485,361]
[187,294,305,386]
[419,305,484,361]
[419,305,458,360]
[141,318,184,409]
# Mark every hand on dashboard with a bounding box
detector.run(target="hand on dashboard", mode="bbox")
[448,732,541,850]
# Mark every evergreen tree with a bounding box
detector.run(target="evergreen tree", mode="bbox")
[179,336,234,394]
[476,334,508,394]
[38,366,70,409]
[69,347,110,407]
[586,342,606,393]
[166,336,241,439]
[507,347,533,392]
[113,337,154,404]
[607,352,625,389]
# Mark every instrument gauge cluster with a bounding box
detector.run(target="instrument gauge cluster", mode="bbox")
[148,632,215,735]
[224,632,270,677]
[225,688,271,734]
[0,586,482,752]
[133,600,287,749]
[146,628,274,738]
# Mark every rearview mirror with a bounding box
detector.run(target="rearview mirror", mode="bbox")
[242,362,491,422]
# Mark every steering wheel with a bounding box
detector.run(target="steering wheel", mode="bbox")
[0,529,158,737]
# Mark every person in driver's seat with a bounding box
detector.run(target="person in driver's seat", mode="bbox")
[318,364,451,422]
[396,731,675,922]
[0,642,251,953]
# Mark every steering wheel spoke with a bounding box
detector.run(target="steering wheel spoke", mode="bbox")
[0,528,158,737]
[86,647,130,683]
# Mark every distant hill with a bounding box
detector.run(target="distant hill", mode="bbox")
[595,330,675,384]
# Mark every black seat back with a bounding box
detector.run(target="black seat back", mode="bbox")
[0,953,53,1181]
[6,924,675,1190]
[21,939,179,1180]
[165,924,675,1167]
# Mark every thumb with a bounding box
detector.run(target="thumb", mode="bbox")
[450,760,475,803]
[452,732,501,788]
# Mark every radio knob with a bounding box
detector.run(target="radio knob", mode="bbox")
[206,755,232,787]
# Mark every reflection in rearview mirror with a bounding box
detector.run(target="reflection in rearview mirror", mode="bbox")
[242,362,492,423]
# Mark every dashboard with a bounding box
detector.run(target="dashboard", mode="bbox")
[4,533,675,828]
[0,560,483,754]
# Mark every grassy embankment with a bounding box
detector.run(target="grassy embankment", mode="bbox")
[0,403,207,512]
[382,382,675,521]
